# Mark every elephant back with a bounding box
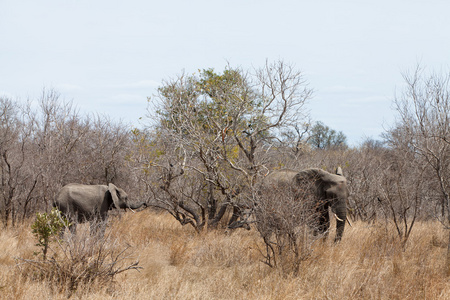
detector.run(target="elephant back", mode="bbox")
[295,168,346,184]
[262,169,298,188]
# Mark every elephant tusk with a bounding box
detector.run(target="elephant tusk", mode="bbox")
[346,217,353,227]
[334,214,344,222]
[129,207,136,213]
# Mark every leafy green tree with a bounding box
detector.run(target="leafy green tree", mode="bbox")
[157,67,265,147]
[308,121,347,149]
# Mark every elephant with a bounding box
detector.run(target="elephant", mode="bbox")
[53,183,147,234]
[261,167,349,242]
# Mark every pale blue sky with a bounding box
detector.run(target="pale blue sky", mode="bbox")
[2,0,450,145]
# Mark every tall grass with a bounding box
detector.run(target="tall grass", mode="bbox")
[1,210,450,299]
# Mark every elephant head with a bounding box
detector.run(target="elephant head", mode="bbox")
[108,183,145,210]
[262,167,349,242]
[54,183,147,233]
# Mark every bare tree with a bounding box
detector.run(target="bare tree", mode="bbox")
[378,151,427,247]
[0,97,26,225]
[136,60,313,232]
[81,115,131,185]
[385,65,450,269]
[343,141,388,223]
[30,90,91,209]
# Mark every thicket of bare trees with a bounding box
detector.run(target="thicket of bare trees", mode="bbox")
[385,66,450,264]
[1,62,449,273]
[0,90,132,227]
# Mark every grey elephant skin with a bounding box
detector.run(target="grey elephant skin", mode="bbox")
[54,183,146,233]
[262,168,348,242]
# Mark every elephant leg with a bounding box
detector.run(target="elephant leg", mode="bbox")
[90,213,107,236]
[57,218,73,239]
[64,213,78,236]
[69,222,77,235]
[94,221,107,236]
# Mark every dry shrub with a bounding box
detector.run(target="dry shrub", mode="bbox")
[254,179,321,275]
[16,226,141,298]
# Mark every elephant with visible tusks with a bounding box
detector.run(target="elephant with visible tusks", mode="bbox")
[262,167,349,242]
[53,183,147,234]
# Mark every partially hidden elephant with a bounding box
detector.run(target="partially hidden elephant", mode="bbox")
[262,167,349,242]
[54,183,147,233]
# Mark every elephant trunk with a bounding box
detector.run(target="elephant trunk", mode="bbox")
[333,203,347,242]
[126,201,147,210]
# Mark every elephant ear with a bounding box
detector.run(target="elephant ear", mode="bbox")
[108,183,123,209]
[335,167,343,176]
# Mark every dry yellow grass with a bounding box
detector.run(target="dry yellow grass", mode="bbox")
[1,210,450,299]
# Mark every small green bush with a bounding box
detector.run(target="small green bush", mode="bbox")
[31,208,70,260]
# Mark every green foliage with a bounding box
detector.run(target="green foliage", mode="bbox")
[31,208,70,260]
[130,128,165,166]
[157,67,266,139]
[308,121,348,149]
